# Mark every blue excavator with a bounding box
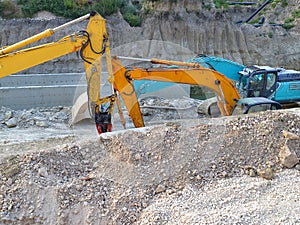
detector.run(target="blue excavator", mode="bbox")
[190,55,300,106]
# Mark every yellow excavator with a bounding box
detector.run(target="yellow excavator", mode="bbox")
[0,11,116,133]
[0,11,281,134]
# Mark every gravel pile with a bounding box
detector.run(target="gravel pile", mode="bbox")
[0,108,300,224]
[139,169,300,224]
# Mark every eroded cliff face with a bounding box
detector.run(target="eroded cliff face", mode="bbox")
[0,1,299,73]
[130,11,300,69]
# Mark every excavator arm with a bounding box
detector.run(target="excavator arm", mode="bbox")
[111,57,241,128]
[0,12,112,124]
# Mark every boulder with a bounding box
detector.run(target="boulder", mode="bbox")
[5,117,17,128]
[278,145,299,168]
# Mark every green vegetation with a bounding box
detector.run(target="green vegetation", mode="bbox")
[203,4,212,11]
[0,0,20,18]
[0,2,3,14]
[268,32,273,38]
[249,17,261,24]
[281,0,288,7]
[121,5,142,27]
[291,9,300,18]
[0,0,299,30]
[0,0,142,26]
[16,0,125,19]
[214,0,229,9]
[270,0,288,8]
[282,23,295,30]
[282,8,300,30]
[284,17,294,23]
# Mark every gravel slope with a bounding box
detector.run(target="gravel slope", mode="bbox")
[0,109,300,224]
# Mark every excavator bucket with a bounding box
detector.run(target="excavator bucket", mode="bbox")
[70,92,90,124]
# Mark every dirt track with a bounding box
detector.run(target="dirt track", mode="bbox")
[0,108,300,224]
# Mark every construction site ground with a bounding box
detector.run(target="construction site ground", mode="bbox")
[0,104,300,224]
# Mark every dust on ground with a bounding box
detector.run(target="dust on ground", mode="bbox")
[0,105,300,224]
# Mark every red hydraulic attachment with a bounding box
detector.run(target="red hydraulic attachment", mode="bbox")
[94,95,116,134]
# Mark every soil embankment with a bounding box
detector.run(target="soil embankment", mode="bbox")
[0,108,300,224]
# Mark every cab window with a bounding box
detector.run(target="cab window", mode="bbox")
[266,73,276,90]
[248,104,271,113]
[249,73,264,97]
[231,104,247,115]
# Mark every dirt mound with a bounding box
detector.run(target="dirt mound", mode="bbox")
[0,110,300,224]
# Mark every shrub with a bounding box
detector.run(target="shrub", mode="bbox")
[268,32,273,38]
[17,0,125,19]
[281,0,288,7]
[271,2,277,8]
[291,9,300,19]
[281,8,300,31]
[63,0,76,9]
[123,12,142,26]
[249,18,260,24]
[271,0,288,8]
[94,0,124,17]
[282,23,295,30]
[214,0,229,9]
[203,4,212,10]
[284,17,294,23]
[17,0,64,17]
[121,5,142,26]
[14,0,146,26]
[0,0,20,18]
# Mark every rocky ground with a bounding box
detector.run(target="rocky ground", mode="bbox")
[0,103,300,224]
[0,106,70,130]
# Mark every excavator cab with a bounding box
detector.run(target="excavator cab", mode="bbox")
[248,70,277,98]
[237,66,278,99]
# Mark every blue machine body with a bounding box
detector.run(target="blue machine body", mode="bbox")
[188,55,245,81]
[133,54,300,104]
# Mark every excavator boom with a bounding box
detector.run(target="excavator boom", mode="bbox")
[0,34,86,78]
[111,57,241,128]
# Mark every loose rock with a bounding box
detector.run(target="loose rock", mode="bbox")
[155,184,166,194]
[5,117,17,128]
[257,167,275,180]
[278,145,299,168]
